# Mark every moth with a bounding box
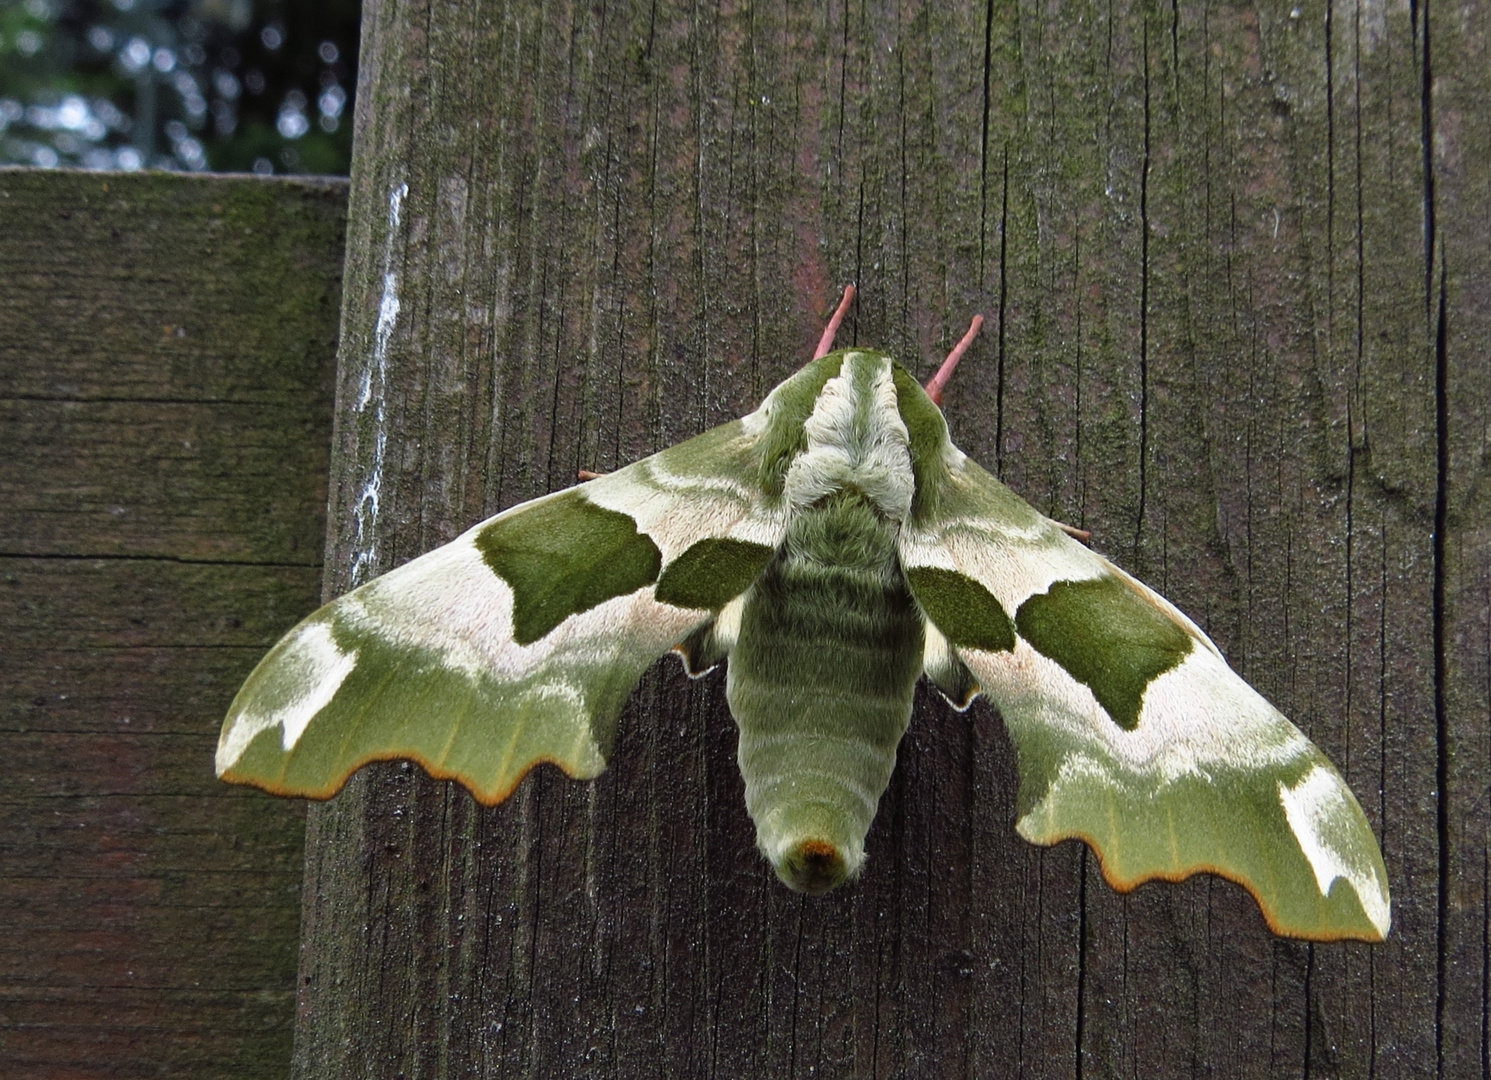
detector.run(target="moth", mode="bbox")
[218,287,1390,942]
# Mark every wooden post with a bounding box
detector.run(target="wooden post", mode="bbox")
[296,0,1488,1076]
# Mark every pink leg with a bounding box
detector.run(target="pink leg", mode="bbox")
[922,314,984,406]
[813,284,857,359]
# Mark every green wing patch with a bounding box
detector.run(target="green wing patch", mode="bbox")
[656,537,775,610]
[1015,575,1192,730]
[905,565,1016,653]
[475,491,662,645]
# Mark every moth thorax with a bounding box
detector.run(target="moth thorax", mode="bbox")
[784,353,914,521]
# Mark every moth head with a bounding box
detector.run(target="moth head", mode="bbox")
[744,349,961,527]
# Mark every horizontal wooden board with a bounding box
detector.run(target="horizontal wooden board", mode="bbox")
[4,647,276,735]
[0,170,345,1080]
[0,399,330,562]
[1,557,323,650]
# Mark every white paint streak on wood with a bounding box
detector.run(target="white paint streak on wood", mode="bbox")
[352,181,408,586]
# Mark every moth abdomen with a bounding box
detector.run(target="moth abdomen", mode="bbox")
[727,497,924,893]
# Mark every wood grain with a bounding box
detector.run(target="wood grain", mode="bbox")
[225,0,1486,1074]
[0,169,345,1079]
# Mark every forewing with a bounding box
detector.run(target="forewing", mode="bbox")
[900,456,1390,941]
[218,419,783,804]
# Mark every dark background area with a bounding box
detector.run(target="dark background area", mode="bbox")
[0,0,361,174]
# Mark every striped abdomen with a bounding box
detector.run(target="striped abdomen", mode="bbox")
[726,495,924,893]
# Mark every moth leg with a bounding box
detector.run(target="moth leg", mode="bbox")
[813,284,857,359]
[1053,520,1092,543]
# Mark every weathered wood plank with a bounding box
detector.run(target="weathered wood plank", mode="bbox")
[295,0,1485,1077]
[0,400,329,562]
[1433,0,1491,1075]
[2,557,323,649]
[4,647,286,734]
[0,169,345,1079]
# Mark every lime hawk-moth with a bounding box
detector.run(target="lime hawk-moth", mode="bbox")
[218,288,1389,942]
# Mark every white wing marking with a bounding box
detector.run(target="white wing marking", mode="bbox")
[1279,767,1392,936]
[899,529,1105,616]
[978,641,1309,785]
[348,531,706,682]
[216,620,359,770]
[583,460,784,556]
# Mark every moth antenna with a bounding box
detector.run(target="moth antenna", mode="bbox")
[924,314,984,406]
[813,284,857,359]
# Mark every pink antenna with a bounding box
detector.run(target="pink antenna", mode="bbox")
[923,314,984,406]
[813,284,857,359]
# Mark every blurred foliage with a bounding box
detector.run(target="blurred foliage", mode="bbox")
[0,0,360,174]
